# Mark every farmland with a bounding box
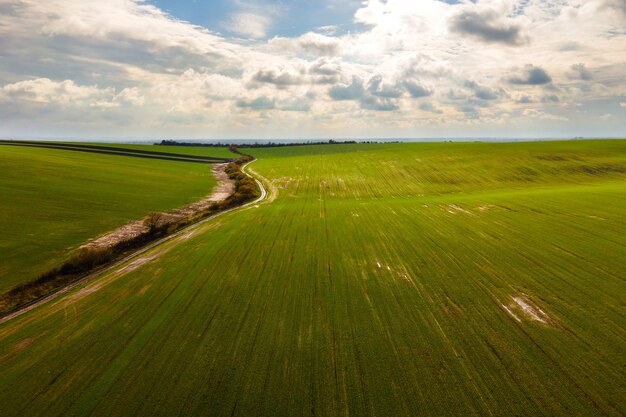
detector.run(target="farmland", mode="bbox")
[0,143,230,293]
[0,140,624,416]
[58,141,239,159]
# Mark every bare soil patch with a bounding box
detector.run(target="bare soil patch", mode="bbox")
[116,255,158,274]
[442,204,474,215]
[502,294,557,327]
[0,337,36,363]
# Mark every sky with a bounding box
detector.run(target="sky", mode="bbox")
[0,0,624,140]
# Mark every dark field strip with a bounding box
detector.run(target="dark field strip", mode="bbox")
[51,141,234,161]
[67,142,240,159]
[0,141,232,163]
[0,141,624,416]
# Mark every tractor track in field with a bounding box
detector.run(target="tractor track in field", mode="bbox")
[0,160,268,325]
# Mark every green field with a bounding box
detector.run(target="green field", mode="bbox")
[0,144,228,293]
[0,140,624,416]
[60,142,238,159]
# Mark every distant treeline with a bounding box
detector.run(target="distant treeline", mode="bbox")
[157,139,401,149]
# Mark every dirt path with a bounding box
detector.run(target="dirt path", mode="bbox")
[81,163,235,251]
[244,165,275,203]
[0,160,268,325]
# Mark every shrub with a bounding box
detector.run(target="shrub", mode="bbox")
[144,212,165,235]
[59,247,114,275]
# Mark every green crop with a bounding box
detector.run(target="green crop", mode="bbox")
[0,140,624,416]
[0,144,230,292]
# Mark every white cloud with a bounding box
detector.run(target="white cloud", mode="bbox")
[0,0,624,138]
[0,78,150,111]
[449,5,527,46]
[117,87,145,106]
[269,32,342,57]
[149,70,245,113]
[0,78,114,105]
[225,12,272,39]
[12,0,233,57]
[523,109,568,121]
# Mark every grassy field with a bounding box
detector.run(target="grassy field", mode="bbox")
[60,142,238,159]
[0,144,229,293]
[0,140,624,416]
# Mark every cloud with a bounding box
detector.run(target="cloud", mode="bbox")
[225,12,272,39]
[269,32,342,57]
[450,9,526,46]
[559,41,584,51]
[277,98,310,112]
[523,109,568,121]
[601,0,626,17]
[446,89,468,101]
[308,58,342,84]
[0,77,149,126]
[570,63,593,80]
[309,59,341,76]
[516,95,534,104]
[328,75,401,111]
[8,0,232,58]
[459,104,480,120]
[236,96,275,110]
[368,76,403,98]
[328,76,364,100]
[475,89,500,100]
[360,96,399,112]
[419,102,442,114]
[147,70,244,114]
[0,0,242,88]
[237,95,311,112]
[509,66,552,85]
[464,81,504,101]
[403,81,432,98]
[251,68,304,87]
[541,94,560,103]
[0,78,114,106]
[316,25,338,35]
[248,60,343,91]
[0,0,624,138]
[117,87,145,106]
[299,33,342,56]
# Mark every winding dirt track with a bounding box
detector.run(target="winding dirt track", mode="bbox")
[0,160,268,325]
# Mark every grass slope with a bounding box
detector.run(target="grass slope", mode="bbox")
[0,140,624,416]
[62,142,238,159]
[0,145,221,292]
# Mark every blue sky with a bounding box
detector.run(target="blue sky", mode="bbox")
[0,0,624,140]
[147,0,363,38]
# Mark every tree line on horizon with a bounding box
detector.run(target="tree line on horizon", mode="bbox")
[157,139,402,149]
